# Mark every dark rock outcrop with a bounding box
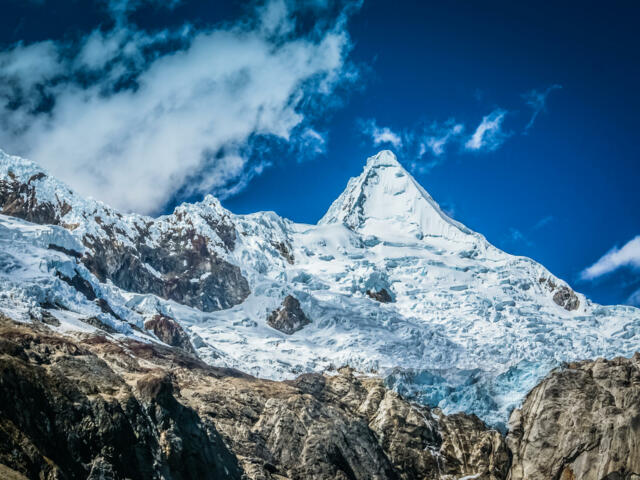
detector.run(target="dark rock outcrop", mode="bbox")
[552,286,580,311]
[438,412,510,479]
[539,277,580,311]
[0,172,70,225]
[144,315,196,354]
[0,168,251,313]
[56,270,97,301]
[0,320,242,480]
[272,241,294,264]
[267,295,311,334]
[367,288,393,303]
[507,354,640,480]
[81,227,250,313]
[0,317,509,480]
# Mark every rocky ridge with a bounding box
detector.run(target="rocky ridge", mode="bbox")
[0,151,251,313]
[0,316,507,480]
[1,316,639,479]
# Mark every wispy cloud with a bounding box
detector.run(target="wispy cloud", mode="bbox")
[422,121,464,157]
[505,215,555,247]
[359,109,504,172]
[507,227,533,247]
[532,215,554,230]
[464,109,509,152]
[361,119,403,148]
[522,84,562,133]
[580,236,640,280]
[0,0,360,214]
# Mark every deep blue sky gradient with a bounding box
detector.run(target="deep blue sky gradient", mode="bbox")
[2,0,639,305]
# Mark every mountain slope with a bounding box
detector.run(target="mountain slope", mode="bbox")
[0,148,639,428]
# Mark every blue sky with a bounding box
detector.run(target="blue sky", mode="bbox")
[0,0,638,306]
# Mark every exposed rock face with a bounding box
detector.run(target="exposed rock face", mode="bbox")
[0,317,508,480]
[144,314,196,354]
[83,221,250,312]
[0,320,242,480]
[367,288,393,303]
[507,354,640,480]
[438,412,510,479]
[0,167,250,313]
[0,172,70,225]
[80,222,250,313]
[539,277,580,311]
[552,286,580,311]
[272,241,294,264]
[267,295,311,334]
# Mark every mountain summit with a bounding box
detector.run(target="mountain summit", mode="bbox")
[319,150,472,242]
[0,148,639,428]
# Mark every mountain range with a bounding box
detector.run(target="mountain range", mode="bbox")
[0,148,639,479]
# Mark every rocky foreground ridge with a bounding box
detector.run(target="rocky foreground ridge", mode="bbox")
[0,316,638,480]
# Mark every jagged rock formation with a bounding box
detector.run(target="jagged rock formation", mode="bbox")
[272,241,295,264]
[144,314,196,354]
[0,317,508,480]
[0,319,242,480]
[266,295,311,334]
[507,354,640,480]
[0,156,250,313]
[539,277,580,311]
[0,171,70,224]
[438,412,510,479]
[552,286,580,311]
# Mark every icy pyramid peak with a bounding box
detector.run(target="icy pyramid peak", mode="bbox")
[364,150,403,169]
[319,150,474,242]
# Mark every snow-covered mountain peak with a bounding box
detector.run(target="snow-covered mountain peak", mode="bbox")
[363,149,403,169]
[319,150,473,243]
[2,147,640,429]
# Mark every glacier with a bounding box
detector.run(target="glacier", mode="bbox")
[1,148,639,429]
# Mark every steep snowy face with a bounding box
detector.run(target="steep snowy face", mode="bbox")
[320,150,473,243]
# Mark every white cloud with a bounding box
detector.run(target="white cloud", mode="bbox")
[581,236,640,280]
[361,119,402,149]
[0,0,359,214]
[522,84,562,132]
[423,122,464,156]
[360,110,508,172]
[465,109,508,152]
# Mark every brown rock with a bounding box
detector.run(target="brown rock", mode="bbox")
[552,286,580,311]
[144,315,196,354]
[267,295,311,334]
[0,316,510,480]
[367,288,393,303]
[507,354,640,480]
[0,169,251,313]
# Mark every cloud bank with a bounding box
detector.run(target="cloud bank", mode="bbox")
[0,0,360,214]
